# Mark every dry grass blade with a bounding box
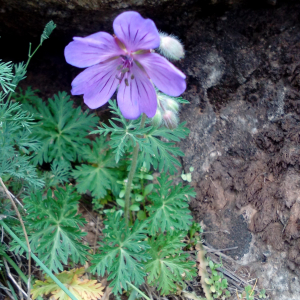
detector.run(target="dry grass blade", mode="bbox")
[0,177,32,300]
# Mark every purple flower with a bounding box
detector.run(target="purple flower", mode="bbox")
[64,11,186,119]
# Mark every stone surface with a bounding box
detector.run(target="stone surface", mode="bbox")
[179,2,300,299]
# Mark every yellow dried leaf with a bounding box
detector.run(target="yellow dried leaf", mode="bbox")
[32,268,104,300]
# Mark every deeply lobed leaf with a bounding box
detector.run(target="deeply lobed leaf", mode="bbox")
[14,90,99,164]
[146,233,196,295]
[147,173,195,235]
[91,212,150,294]
[72,136,122,198]
[91,100,190,174]
[12,186,89,273]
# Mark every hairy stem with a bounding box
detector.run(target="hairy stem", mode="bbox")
[0,178,31,300]
[124,113,147,226]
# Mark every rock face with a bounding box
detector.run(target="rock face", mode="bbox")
[179,2,300,299]
[0,0,285,38]
[2,0,300,299]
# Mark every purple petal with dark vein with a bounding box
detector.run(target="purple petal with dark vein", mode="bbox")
[117,63,157,119]
[64,32,124,68]
[71,58,122,109]
[113,11,160,53]
[136,53,186,96]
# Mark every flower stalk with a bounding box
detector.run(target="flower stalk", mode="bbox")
[124,113,147,226]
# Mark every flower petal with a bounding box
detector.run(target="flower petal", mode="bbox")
[64,32,124,68]
[113,11,160,53]
[136,53,186,96]
[117,64,157,119]
[71,58,122,109]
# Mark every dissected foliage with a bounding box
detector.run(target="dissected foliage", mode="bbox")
[14,89,99,165]
[32,268,104,300]
[147,173,195,235]
[146,233,196,295]
[91,100,189,174]
[11,186,89,273]
[0,63,43,188]
[91,212,150,294]
[72,136,121,199]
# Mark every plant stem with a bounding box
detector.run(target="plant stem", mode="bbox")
[2,253,28,285]
[126,281,152,300]
[7,41,41,102]
[6,280,18,300]
[0,177,32,300]
[124,113,147,226]
[0,219,77,300]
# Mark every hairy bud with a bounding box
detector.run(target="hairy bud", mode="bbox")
[159,32,185,61]
[151,109,162,127]
[165,98,179,112]
[162,110,178,129]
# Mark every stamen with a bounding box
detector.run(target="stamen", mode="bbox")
[131,74,135,80]
[117,65,123,70]
[125,78,129,86]
[121,68,129,73]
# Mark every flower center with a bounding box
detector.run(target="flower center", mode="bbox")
[116,55,134,86]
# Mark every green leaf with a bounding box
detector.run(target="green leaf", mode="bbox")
[146,173,195,234]
[11,186,89,273]
[91,213,150,294]
[173,96,190,104]
[0,60,15,93]
[221,279,228,289]
[186,173,192,182]
[135,194,144,202]
[143,184,153,196]
[91,100,189,174]
[72,137,121,199]
[146,233,196,295]
[139,122,190,174]
[116,199,125,207]
[130,204,140,211]
[40,20,56,44]
[90,100,145,163]
[137,211,147,220]
[21,91,99,165]
[205,278,213,285]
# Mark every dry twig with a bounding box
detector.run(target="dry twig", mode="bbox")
[3,259,31,300]
[0,177,31,300]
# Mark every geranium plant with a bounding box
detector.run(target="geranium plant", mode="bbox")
[0,11,199,300]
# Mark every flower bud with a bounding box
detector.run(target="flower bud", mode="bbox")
[159,32,185,61]
[151,109,162,127]
[157,93,179,112]
[162,110,178,129]
[165,98,179,112]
